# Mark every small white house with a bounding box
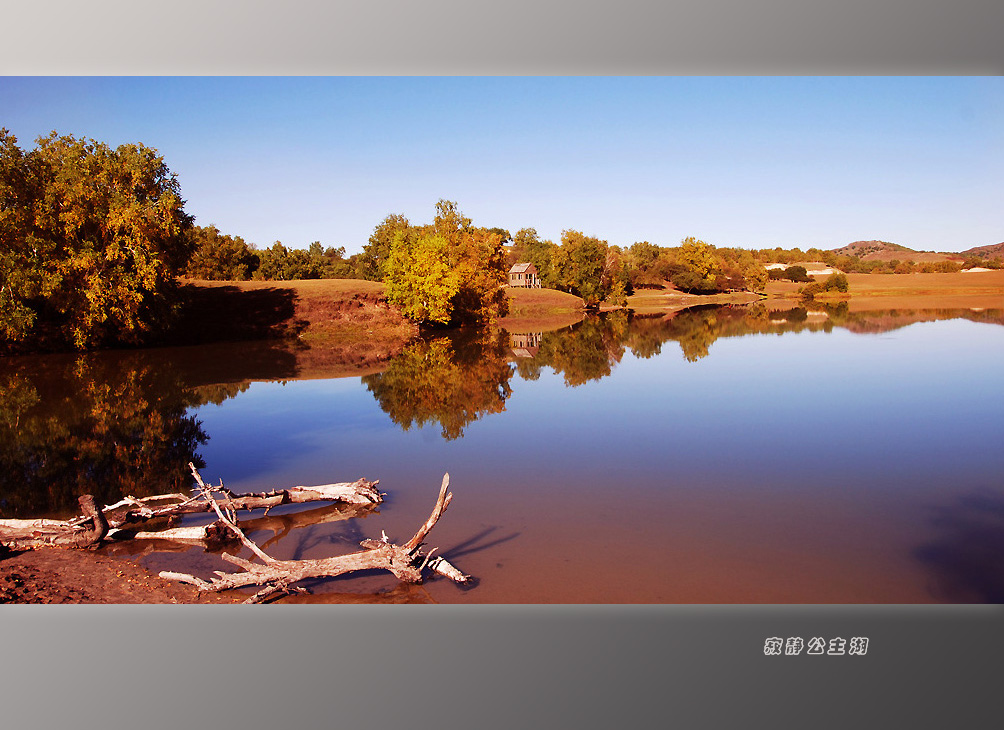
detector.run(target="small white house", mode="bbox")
[509,262,541,288]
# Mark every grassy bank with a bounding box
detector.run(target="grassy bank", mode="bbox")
[179,280,590,341]
[167,280,593,376]
[625,286,762,314]
[500,287,586,331]
[763,270,1004,310]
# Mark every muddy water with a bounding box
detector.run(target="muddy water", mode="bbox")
[3,305,1003,603]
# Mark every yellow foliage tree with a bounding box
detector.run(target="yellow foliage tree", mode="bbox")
[380,200,509,326]
[1,130,193,350]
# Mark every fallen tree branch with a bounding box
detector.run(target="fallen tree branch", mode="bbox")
[0,472,383,550]
[106,501,374,551]
[0,495,109,551]
[161,470,471,603]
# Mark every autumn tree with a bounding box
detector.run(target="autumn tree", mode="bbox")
[381,200,509,326]
[383,231,460,325]
[0,130,193,350]
[623,241,666,289]
[671,237,721,294]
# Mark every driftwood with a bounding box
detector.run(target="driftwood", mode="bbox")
[0,495,110,550]
[161,468,470,603]
[84,477,382,525]
[0,474,383,551]
[102,501,375,555]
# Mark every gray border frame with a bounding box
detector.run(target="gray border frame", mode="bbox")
[2,0,1003,74]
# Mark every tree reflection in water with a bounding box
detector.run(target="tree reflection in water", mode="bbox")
[362,329,514,440]
[5,304,1000,519]
[0,354,248,520]
[363,304,1004,441]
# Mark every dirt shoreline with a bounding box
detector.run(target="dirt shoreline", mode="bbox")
[0,546,242,604]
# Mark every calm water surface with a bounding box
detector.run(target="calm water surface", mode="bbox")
[3,305,1003,603]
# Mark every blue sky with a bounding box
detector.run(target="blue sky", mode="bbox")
[2,76,1000,253]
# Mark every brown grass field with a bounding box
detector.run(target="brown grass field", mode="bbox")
[173,278,418,379]
[843,270,1004,310]
[763,270,1004,310]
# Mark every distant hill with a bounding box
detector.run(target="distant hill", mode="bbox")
[959,242,1004,260]
[830,240,960,263]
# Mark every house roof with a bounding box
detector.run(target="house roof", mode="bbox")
[509,262,536,274]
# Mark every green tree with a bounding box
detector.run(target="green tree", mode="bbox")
[823,272,849,292]
[184,224,258,280]
[360,213,411,281]
[554,230,609,306]
[253,241,321,281]
[782,265,812,283]
[511,227,560,288]
[1,130,193,350]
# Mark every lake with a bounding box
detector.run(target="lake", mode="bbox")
[2,303,1003,603]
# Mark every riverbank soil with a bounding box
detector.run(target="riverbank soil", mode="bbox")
[0,546,240,604]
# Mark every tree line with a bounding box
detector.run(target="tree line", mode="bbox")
[183,227,366,281]
[5,129,992,350]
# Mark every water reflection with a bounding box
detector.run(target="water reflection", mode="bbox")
[375,304,1004,438]
[915,489,1004,603]
[0,356,211,519]
[514,310,630,386]
[3,304,1001,519]
[361,329,514,440]
[0,341,302,519]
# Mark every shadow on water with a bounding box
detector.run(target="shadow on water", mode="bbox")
[441,526,522,562]
[914,489,1004,603]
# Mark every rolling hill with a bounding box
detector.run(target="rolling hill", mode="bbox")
[958,242,1004,261]
[831,240,961,262]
